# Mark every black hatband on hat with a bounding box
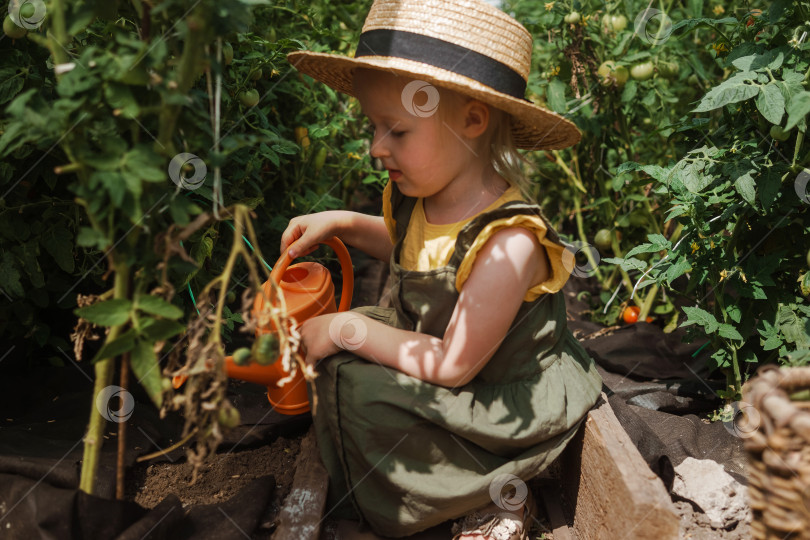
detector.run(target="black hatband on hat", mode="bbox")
[355,29,528,101]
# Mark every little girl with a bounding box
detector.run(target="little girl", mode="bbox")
[281,1,602,538]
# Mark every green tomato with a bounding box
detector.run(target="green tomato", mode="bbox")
[233,347,252,366]
[687,74,700,87]
[658,61,679,79]
[594,229,613,251]
[222,42,234,66]
[597,61,629,87]
[218,406,241,429]
[238,89,260,107]
[253,333,278,365]
[250,67,262,81]
[630,62,654,81]
[3,16,26,39]
[19,2,35,19]
[603,13,627,32]
[807,248,810,268]
[610,15,628,31]
[770,125,791,141]
[564,12,581,24]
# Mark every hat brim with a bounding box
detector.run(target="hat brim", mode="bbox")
[287,50,581,151]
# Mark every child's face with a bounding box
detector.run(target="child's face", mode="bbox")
[353,70,478,199]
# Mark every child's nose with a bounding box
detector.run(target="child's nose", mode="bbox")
[369,132,390,159]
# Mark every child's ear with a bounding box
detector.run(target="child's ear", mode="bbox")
[461,100,490,138]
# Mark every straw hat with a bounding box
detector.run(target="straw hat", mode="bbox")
[286,0,581,150]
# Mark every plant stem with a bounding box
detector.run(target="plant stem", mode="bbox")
[573,196,604,281]
[731,345,741,399]
[552,150,587,193]
[116,352,129,500]
[156,8,207,154]
[792,129,805,169]
[79,261,130,494]
[638,282,659,321]
[47,0,69,70]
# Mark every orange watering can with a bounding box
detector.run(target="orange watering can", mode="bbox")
[173,237,353,415]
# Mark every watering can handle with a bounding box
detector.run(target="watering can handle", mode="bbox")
[269,236,354,312]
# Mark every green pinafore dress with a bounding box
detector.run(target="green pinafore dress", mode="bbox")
[311,184,603,537]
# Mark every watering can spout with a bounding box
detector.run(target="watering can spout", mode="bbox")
[172,237,353,416]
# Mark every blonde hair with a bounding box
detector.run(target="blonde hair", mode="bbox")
[487,107,532,199]
[436,88,532,199]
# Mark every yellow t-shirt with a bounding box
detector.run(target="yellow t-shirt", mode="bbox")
[382,182,569,302]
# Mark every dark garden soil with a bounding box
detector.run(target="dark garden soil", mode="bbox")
[127,435,301,512]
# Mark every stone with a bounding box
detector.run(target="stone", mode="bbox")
[672,457,750,529]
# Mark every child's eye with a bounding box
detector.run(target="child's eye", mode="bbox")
[392,131,406,138]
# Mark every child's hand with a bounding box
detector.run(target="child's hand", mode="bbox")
[298,313,341,366]
[281,211,349,258]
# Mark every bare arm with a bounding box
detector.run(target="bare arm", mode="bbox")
[281,210,393,262]
[300,227,550,387]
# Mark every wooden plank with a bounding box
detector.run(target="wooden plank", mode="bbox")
[538,483,576,540]
[272,425,329,540]
[561,393,679,540]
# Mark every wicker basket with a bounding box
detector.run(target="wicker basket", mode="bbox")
[742,365,810,540]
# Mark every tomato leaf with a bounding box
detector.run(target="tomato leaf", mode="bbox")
[778,305,810,348]
[755,83,785,125]
[0,251,24,298]
[758,168,782,210]
[0,68,25,105]
[718,323,743,341]
[731,49,784,72]
[76,298,133,327]
[140,318,185,342]
[91,328,137,363]
[693,72,760,112]
[784,91,810,131]
[681,305,720,334]
[42,227,75,273]
[131,340,163,409]
[665,256,691,285]
[136,295,184,319]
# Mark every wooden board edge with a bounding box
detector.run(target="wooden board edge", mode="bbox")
[561,393,680,540]
[272,425,329,540]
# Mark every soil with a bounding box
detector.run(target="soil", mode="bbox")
[126,435,301,511]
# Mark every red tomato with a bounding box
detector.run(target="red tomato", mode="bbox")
[622,306,640,324]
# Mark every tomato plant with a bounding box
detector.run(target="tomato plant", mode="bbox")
[613,0,810,398]
[508,0,726,330]
[0,0,378,493]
